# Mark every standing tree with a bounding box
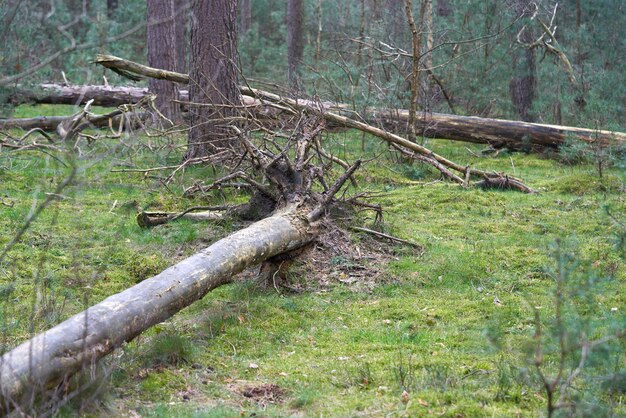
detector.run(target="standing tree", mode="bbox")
[287,0,304,87]
[175,0,190,74]
[147,0,180,121]
[186,0,240,160]
[107,0,118,18]
[509,0,536,122]
[240,0,251,34]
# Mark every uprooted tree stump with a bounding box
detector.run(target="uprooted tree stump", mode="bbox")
[0,112,372,413]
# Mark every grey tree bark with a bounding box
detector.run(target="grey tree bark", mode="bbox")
[147,0,180,121]
[186,0,240,160]
[287,0,304,87]
[240,0,251,34]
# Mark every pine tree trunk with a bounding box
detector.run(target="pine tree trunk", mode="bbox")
[240,0,251,34]
[287,0,304,87]
[510,0,536,122]
[147,0,180,121]
[106,0,118,18]
[174,0,189,74]
[186,0,240,160]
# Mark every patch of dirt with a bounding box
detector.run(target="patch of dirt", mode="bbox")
[230,382,286,406]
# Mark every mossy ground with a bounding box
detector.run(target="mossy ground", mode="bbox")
[1,105,624,417]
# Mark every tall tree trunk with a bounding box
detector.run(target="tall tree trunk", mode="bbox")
[174,0,189,74]
[422,0,433,106]
[186,0,240,160]
[240,0,251,34]
[147,0,180,121]
[287,0,304,87]
[405,0,427,142]
[314,0,322,65]
[106,0,118,18]
[509,0,536,122]
[387,0,405,44]
[436,0,451,17]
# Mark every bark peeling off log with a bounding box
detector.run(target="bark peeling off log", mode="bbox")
[0,205,316,409]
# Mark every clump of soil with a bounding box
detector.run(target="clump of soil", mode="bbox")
[239,383,285,404]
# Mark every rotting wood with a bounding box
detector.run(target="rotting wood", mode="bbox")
[0,204,317,411]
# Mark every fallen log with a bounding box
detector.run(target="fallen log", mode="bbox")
[89,54,626,151]
[6,84,159,107]
[365,109,626,151]
[0,112,146,132]
[0,204,317,412]
[0,115,68,131]
[9,79,625,151]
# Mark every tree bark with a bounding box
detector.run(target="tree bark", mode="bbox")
[187,0,240,160]
[174,0,189,74]
[240,0,251,34]
[106,0,118,18]
[405,0,428,141]
[7,84,163,107]
[0,111,144,132]
[147,0,180,121]
[436,0,451,17]
[510,0,536,122]
[0,205,316,411]
[287,0,304,87]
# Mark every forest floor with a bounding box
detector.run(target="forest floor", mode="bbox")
[1,104,625,417]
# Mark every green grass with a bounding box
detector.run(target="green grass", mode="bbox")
[1,105,624,416]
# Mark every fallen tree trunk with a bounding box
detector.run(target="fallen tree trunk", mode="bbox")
[0,112,145,132]
[9,80,625,151]
[0,204,316,412]
[7,84,160,107]
[365,109,626,151]
[0,115,68,131]
[89,54,626,150]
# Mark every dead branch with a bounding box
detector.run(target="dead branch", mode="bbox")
[350,226,423,250]
[136,205,230,228]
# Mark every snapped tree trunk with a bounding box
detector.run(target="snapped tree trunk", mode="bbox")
[0,205,317,411]
[147,0,180,121]
[187,0,240,160]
